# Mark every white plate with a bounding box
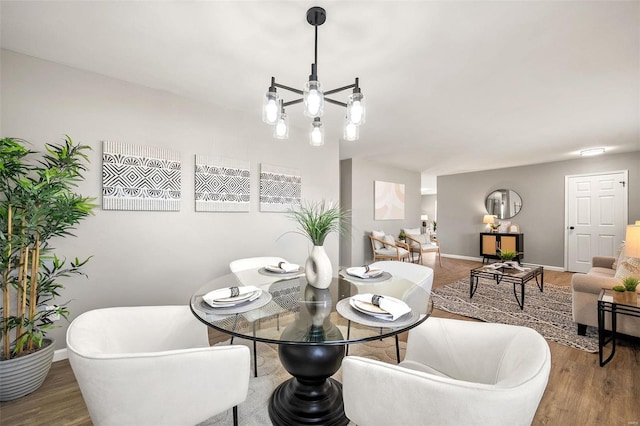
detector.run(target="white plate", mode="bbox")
[205,290,262,307]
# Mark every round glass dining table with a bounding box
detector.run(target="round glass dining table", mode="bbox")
[190,268,432,426]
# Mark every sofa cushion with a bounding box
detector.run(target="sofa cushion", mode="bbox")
[371,231,385,249]
[614,246,640,280]
[383,234,396,248]
[403,228,421,236]
[611,242,625,269]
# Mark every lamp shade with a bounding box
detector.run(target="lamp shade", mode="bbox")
[625,224,640,259]
[343,117,359,141]
[483,215,496,224]
[347,91,366,125]
[304,80,324,118]
[310,118,324,146]
[421,215,429,221]
[262,89,279,125]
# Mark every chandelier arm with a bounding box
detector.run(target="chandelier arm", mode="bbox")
[324,83,357,96]
[324,97,347,108]
[283,98,304,107]
[273,82,304,95]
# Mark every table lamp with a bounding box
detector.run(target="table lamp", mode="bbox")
[421,215,429,233]
[483,215,496,232]
[625,223,640,259]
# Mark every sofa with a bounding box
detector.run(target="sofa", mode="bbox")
[571,253,640,338]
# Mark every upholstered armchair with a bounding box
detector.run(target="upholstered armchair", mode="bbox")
[343,317,551,426]
[369,231,410,262]
[67,305,250,426]
[403,228,442,266]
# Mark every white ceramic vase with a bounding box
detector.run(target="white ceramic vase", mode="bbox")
[305,245,333,289]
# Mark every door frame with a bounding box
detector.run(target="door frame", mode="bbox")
[564,170,628,271]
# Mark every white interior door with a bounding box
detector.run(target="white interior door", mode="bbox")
[565,171,628,273]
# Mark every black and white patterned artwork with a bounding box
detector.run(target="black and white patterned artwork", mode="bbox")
[102,141,181,211]
[194,155,250,212]
[260,164,301,212]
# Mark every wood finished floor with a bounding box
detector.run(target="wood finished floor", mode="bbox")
[1,257,638,425]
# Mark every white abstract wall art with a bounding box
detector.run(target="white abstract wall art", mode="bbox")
[374,181,405,220]
[102,141,181,211]
[194,155,250,212]
[260,164,301,212]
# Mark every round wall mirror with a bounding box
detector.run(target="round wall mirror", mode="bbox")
[485,189,522,219]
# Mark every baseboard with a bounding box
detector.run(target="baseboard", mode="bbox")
[441,253,566,272]
[53,348,68,362]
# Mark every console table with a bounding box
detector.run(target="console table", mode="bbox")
[480,232,524,263]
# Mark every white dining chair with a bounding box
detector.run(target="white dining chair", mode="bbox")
[66,305,250,426]
[343,317,551,426]
[346,261,434,362]
[229,256,288,377]
[229,256,287,272]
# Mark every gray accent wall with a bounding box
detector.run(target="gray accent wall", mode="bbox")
[340,158,422,267]
[437,152,640,268]
[1,50,340,351]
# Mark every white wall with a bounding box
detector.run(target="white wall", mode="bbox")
[1,50,341,350]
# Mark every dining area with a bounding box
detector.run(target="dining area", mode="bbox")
[190,258,434,425]
[64,257,434,426]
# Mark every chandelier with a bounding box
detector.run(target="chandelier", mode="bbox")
[262,7,366,146]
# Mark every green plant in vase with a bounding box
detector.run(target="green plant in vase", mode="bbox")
[0,136,95,400]
[497,249,522,262]
[612,285,627,303]
[287,200,350,289]
[398,231,407,242]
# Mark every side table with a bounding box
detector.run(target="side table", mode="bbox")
[597,288,640,366]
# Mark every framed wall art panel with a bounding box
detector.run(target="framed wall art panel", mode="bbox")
[374,180,405,220]
[102,141,181,211]
[260,164,301,212]
[194,155,250,212]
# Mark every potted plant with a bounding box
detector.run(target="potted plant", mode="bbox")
[287,200,349,289]
[612,285,627,303]
[622,276,639,304]
[398,231,407,243]
[497,249,522,266]
[0,136,95,401]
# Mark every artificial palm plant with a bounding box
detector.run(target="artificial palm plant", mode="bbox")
[1,136,95,361]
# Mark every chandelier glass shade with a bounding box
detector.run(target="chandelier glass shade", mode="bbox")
[262,7,365,145]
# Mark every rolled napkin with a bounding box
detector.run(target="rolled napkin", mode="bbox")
[267,262,300,273]
[203,285,261,305]
[346,266,383,279]
[351,293,411,320]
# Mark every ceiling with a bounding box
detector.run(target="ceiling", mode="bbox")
[2,1,639,194]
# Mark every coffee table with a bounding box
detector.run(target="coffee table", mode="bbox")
[469,263,544,310]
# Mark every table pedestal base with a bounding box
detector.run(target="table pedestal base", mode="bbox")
[269,377,347,425]
[268,343,348,426]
